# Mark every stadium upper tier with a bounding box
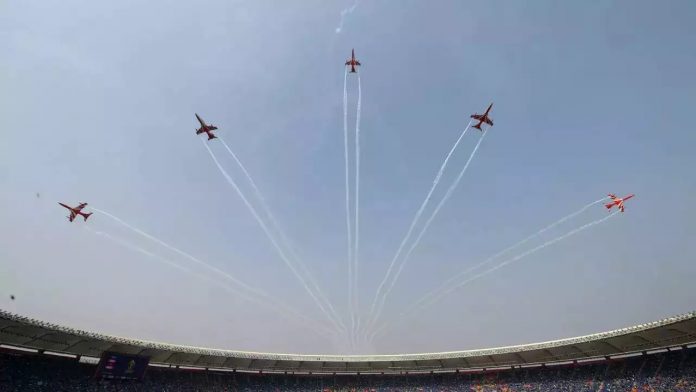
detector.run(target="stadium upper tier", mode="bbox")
[1,309,695,373]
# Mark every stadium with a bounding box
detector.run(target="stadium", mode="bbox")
[4,1,696,391]
[2,309,696,390]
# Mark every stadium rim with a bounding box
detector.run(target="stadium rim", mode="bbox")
[0,309,694,374]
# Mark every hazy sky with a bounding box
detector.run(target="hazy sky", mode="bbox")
[1,0,695,355]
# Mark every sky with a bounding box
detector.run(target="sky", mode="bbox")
[1,0,695,355]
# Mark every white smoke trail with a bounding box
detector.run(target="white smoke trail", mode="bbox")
[370,211,620,341]
[421,211,620,311]
[202,140,347,334]
[84,225,190,275]
[217,136,346,336]
[353,72,362,350]
[84,226,335,338]
[335,0,359,34]
[90,206,261,296]
[410,197,610,311]
[367,129,488,336]
[366,121,472,329]
[342,67,356,348]
[89,208,315,324]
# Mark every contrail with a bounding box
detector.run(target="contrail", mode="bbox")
[410,197,610,311]
[353,72,362,350]
[367,121,473,329]
[342,67,356,347]
[367,127,486,335]
[202,140,347,334]
[433,211,620,303]
[84,225,190,275]
[84,226,335,338]
[370,211,620,341]
[415,210,620,316]
[335,0,359,34]
[217,136,345,336]
[90,206,261,296]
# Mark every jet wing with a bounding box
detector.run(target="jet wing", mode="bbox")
[485,118,494,126]
[608,194,617,199]
[355,61,361,65]
[75,203,87,211]
[195,114,206,127]
[208,125,218,131]
[345,60,351,65]
[69,212,76,222]
[471,114,483,120]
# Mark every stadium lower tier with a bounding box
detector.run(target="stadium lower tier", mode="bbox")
[1,348,696,391]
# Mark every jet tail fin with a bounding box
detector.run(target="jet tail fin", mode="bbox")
[208,134,218,140]
[472,123,482,130]
[82,212,92,221]
[604,203,614,209]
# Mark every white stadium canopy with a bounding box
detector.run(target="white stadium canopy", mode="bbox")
[1,309,695,374]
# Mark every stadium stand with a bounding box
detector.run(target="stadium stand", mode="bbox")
[1,310,696,390]
[2,310,696,373]
[2,347,696,391]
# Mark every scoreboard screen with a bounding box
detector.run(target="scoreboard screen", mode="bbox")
[96,352,150,380]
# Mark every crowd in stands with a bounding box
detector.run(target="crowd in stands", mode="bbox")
[2,347,696,391]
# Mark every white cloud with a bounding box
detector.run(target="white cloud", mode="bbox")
[336,1,359,34]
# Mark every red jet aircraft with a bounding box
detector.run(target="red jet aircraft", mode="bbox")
[470,103,494,131]
[605,194,634,213]
[345,49,361,73]
[58,202,92,222]
[195,113,218,140]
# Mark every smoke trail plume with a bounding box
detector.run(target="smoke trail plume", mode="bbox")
[335,1,359,33]
[352,72,363,350]
[202,140,347,334]
[85,225,190,274]
[424,211,620,309]
[367,128,487,335]
[342,67,356,347]
[366,121,472,331]
[218,136,345,336]
[85,226,335,338]
[91,206,261,296]
[411,197,610,310]
[371,211,620,341]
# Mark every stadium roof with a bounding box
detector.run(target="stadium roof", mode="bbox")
[1,309,695,373]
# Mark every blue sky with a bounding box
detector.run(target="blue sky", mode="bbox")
[1,0,695,355]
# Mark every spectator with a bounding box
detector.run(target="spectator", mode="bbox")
[2,348,696,391]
